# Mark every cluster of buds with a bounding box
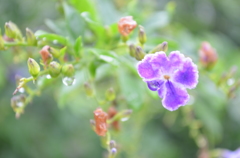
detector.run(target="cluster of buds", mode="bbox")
[129,41,169,61]
[4,21,23,41]
[91,107,132,158]
[27,45,74,79]
[2,21,37,45]
[199,42,218,69]
[91,107,132,136]
[108,140,117,158]
[129,45,145,61]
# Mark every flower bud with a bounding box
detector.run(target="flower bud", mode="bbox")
[108,106,120,131]
[84,82,94,97]
[26,28,37,45]
[199,42,218,69]
[105,88,116,101]
[0,36,4,50]
[138,25,147,45]
[110,148,117,156]
[129,44,136,57]
[4,21,22,40]
[11,94,26,119]
[118,16,137,37]
[49,61,61,78]
[135,46,145,61]
[27,58,40,78]
[93,108,108,136]
[120,109,133,122]
[39,45,53,65]
[0,29,5,50]
[61,64,75,77]
[109,140,116,149]
[149,41,168,54]
[49,47,61,58]
[121,35,129,43]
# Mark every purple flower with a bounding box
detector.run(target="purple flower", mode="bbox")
[222,148,240,158]
[137,51,199,111]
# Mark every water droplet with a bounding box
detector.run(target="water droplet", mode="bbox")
[18,88,25,93]
[121,117,129,122]
[16,101,24,107]
[62,77,76,86]
[46,74,52,79]
[53,40,58,44]
[227,78,235,86]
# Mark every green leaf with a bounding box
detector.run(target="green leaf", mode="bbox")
[88,59,104,78]
[74,36,82,58]
[45,19,68,36]
[118,67,145,110]
[35,30,68,45]
[62,3,86,41]
[89,49,119,66]
[143,11,170,32]
[81,12,105,40]
[69,0,99,22]
[57,69,87,108]
[95,0,120,25]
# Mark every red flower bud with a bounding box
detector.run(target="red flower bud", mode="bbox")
[118,16,137,36]
[108,106,120,131]
[199,42,218,69]
[39,45,53,65]
[93,108,108,136]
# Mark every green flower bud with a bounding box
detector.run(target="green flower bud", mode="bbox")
[27,58,40,78]
[61,64,75,77]
[11,94,26,119]
[0,33,4,50]
[149,41,168,54]
[138,25,147,45]
[0,28,5,50]
[109,140,116,149]
[121,35,129,43]
[84,82,94,97]
[26,28,37,45]
[135,46,145,61]
[49,47,61,58]
[105,87,116,101]
[129,44,136,57]
[49,61,61,78]
[4,21,22,40]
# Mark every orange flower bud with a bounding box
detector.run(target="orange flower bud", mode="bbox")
[39,45,53,65]
[199,42,218,69]
[118,16,137,36]
[94,108,108,136]
[108,106,120,131]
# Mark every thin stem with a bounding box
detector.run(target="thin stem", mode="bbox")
[4,42,30,47]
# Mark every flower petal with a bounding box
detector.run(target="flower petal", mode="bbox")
[162,81,189,111]
[173,58,199,89]
[157,82,166,98]
[137,55,157,80]
[150,51,169,74]
[168,51,185,71]
[147,80,164,91]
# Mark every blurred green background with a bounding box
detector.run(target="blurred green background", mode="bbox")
[1,0,240,158]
